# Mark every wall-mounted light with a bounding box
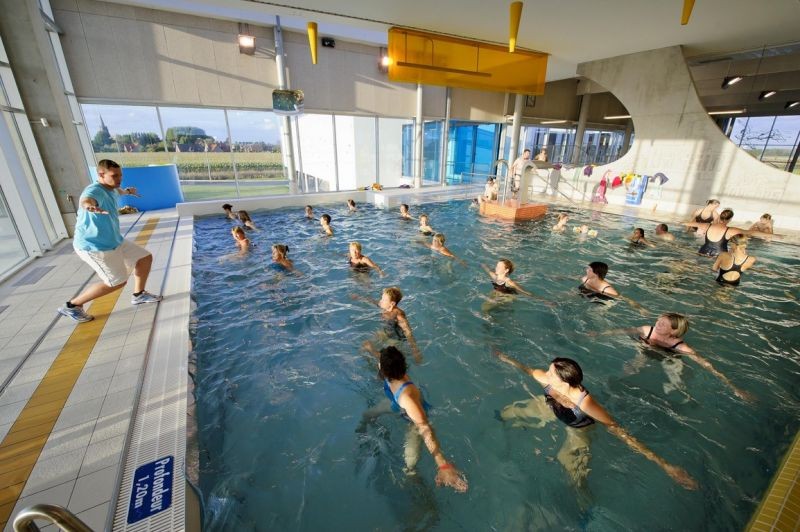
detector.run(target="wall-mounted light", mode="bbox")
[603,114,631,120]
[721,76,743,89]
[541,119,567,125]
[786,101,800,110]
[378,48,391,73]
[758,90,777,100]
[708,109,745,115]
[238,23,255,55]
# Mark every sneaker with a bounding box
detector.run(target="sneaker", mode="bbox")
[131,291,163,305]
[58,305,94,323]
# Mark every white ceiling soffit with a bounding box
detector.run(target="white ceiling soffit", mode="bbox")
[102,0,800,83]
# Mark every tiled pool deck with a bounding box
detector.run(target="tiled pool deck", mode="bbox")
[0,188,797,531]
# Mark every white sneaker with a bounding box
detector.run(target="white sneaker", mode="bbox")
[131,291,163,305]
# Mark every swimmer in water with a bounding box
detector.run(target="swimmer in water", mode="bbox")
[552,213,569,232]
[422,233,464,263]
[482,259,532,296]
[685,209,773,257]
[238,210,256,230]
[231,226,250,253]
[654,223,675,242]
[591,313,751,400]
[418,214,434,236]
[222,203,237,220]
[573,225,598,237]
[578,262,646,314]
[305,205,314,220]
[351,287,422,363]
[271,244,294,271]
[359,343,468,492]
[347,199,357,212]
[320,213,333,236]
[348,241,384,276]
[399,203,413,220]
[495,352,697,490]
[712,234,756,287]
[687,199,721,234]
[628,227,655,248]
[748,213,773,235]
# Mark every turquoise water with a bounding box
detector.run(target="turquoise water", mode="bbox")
[191,200,800,530]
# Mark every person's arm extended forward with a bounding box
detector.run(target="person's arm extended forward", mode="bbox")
[350,293,380,307]
[80,195,109,214]
[580,397,698,490]
[679,347,753,401]
[397,313,422,364]
[401,393,468,492]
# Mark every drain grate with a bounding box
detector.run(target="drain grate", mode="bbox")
[12,266,55,286]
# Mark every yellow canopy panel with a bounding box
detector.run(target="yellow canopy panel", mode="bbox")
[387,27,548,95]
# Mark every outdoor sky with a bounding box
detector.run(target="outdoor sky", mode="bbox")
[82,104,282,144]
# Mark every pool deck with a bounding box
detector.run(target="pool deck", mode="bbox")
[0,187,797,530]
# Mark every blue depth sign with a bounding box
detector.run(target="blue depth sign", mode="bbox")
[127,456,174,524]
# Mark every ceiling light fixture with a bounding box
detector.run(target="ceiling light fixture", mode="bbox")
[238,23,255,55]
[721,76,743,89]
[603,114,631,120]
[541,120,567,124]
[509,2,523,53]
[708,109,745,115]
[759,90,777,100]
[786,101,800,110]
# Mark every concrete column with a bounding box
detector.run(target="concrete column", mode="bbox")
[622,119,633,155]
[572,93,591,164]
[274,17,297,195]
[439,87,451,185]
[507,93,524,167]
[0,0,93,232]
[413,83,423,188]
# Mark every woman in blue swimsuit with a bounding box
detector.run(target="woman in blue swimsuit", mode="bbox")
[361,343,468,493]
[495,352,697,490]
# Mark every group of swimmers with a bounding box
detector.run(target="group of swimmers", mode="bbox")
[219,196,775,495]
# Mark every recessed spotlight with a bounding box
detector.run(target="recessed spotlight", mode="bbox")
[541,120,567,125]
[758,90,777,100]
[721,76,743,89]
[786,101,800,109]
[708,109,745,115]
[603,115,631,120]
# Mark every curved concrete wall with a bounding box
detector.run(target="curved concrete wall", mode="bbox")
[577,46,800,229]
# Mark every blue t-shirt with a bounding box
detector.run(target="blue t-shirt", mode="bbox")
[73,183,123,252]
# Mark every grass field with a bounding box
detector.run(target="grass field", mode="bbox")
[181,184,290,202]
[96,151,283,167]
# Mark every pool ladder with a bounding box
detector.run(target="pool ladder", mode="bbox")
[12,504,93,532]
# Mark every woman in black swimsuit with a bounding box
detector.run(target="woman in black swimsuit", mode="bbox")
[495,352,697,490]
[592,313,751,400]
[712,235,755,286]
[578,261,620,301]
[348,241,384,275]
[685,209,741,257]
[686,199,720,233]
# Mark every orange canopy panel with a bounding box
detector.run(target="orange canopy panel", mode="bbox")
[387,27,548,95]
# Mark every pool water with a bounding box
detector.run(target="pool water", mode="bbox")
[191,200,800,531]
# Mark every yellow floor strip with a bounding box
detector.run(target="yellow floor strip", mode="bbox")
[748,429,800,531]
[0,218,160,528]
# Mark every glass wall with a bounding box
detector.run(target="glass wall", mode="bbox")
[519,125,627,166]
[335,115,377,191]
[379,118,413,188]
[295,114,337,191]
[722,115,800,173]
[227,110,287,197]
[0,185,28,276]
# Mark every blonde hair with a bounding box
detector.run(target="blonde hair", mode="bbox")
[231,226,246,238]
[662,313,689,338]
[728,234,748,247]
[420,214,429,223]
[433,233,446,245]
[272,244,289,256]
[383,287,403,304]
[350,241,362,252]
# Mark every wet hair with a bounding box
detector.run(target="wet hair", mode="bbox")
[707,199,720,206]
[420,214,429,223]
[656,223,669,232]
[350,241,362,252]
[97,159,121,171]
[347,199,356,207]
[661,312,689,338]
[634,227,645,237]
[551,357,584,388]
[231,226,246,238]
[379,346,407,380]
[588,261,609,279]
[728,234,748,248]
[222,203,233,211]
[400,203,409,211]
[720,209,734,222]
[321,214,331,224]
[238,210,252,222]
[272,244,289,256]
[523,149,531,154]
[558,213,569,221]
[499,258,514,274]
[305,205,313,212]
[433,233,446,245]
[760,213,772,220]
[486,177,494,183]
[383,286,402,304]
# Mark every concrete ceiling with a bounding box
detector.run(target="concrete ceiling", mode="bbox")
[105,0,800,82]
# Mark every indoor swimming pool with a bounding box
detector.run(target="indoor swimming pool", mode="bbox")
[190,199,800,530]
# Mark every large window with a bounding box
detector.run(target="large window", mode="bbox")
[519,125,627,166]
[379,118,413,188]
[227,110,287,198]
[0,186,27,276]
[335,115,377,191]
[723,115,800,173]
[295,114,337,191]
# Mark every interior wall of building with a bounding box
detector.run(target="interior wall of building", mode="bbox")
[578,45,800,229]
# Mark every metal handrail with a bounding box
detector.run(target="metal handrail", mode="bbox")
[523,166,582,203]
[13,504,93,532]
[492,159,510,203]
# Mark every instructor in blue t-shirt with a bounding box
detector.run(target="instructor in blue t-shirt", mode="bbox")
[58,159,162,322]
